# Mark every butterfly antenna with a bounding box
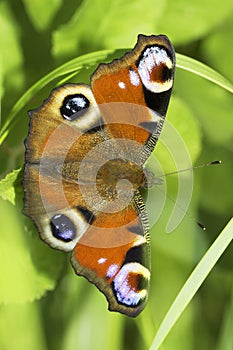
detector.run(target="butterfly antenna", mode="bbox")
[157,160,221,178]
[197,222,206,230]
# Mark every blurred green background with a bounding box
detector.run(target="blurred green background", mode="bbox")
[0,1,232,349]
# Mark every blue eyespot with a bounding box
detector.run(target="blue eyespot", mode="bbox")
[50,214,76,242]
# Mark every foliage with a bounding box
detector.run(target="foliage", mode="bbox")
[0,1,232,350]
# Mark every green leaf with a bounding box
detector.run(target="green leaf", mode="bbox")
[215,286,233,350]
[52,0,166,58]
[149,218,233,350]
[62,285,123,350]
[159,0,233,45]
[0,303,47,350]
[0,198,64,304]
[0,54,4,100]
[201,16,233,82]
[22,0,62,31]
[0,168,21,204]
[175,69,233,146]
[0,2,23,90]
[199,146,233,216]
[52,0,233,58]
[155,95,202,171]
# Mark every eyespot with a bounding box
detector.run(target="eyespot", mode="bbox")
[137,45,174,94]
[112,263,150,307]
[50,213,76,242]
[77,206,95,224]
[56,85,102,132]
[37,207,91,252]
[60,94,90,121]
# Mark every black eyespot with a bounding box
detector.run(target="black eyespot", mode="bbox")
[135,273,149,291]
[162,65,172,81]
[142,86,172,116]
[50,214,76,242]
[123,244,150,269]
[77,206,95,224]
[60,94,90,121]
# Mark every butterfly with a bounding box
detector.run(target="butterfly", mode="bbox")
[23,34,175,317]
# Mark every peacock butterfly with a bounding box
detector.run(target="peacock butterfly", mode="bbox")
[23,34,175,317]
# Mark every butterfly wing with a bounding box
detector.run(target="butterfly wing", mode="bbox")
[24,84,111,251]
[71,192,150,317]
[91,34,175,164]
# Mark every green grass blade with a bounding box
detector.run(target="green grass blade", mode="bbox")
[176,53,233,93]
[150,218,233,350]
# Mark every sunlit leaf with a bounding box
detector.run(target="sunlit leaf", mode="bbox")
[0,303,46,350]
[52,0,166,57]
[215,286,233,350]
[0,168,21,204]
[0,2,23,90]
[0,199,64,304]
[175,69,233,146]
[155,95,202,171]
[199,146,233,216]
[201,17,233,82]
[158,0,232,44]
[22,0,62,31]
[52,0,233,57]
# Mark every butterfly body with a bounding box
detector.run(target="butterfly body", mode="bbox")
[23,34,175,316]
